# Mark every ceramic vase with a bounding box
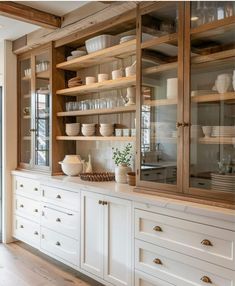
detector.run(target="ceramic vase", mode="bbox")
[115,164,131,184]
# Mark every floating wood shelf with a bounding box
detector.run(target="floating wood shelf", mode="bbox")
[141,33,178,49]
[57,105,136,117]
[56,76,136,96]
[192,92,235,103]
[143,98,177,106]
[192,48,235,65]
[36,70,50,79]
[143,62,177,75]
[56,136,136,142]
[56,40,136,71]
[198,137,234,145]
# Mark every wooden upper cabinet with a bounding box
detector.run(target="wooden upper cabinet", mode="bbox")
[136,1,235,208]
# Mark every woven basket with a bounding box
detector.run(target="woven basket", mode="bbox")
[80,172,115,182]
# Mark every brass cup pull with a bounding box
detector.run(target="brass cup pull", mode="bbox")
[98,200,103,205]
[102,201,108,205]
[34,231,39,235]
[56,218,61,222]
[153,226,162,232]
[56,194,61,199]
[56,241,61,246]
[153,258,162,265]
[201,239,213,246]
[20,204,24,208]
[200,276,212,283]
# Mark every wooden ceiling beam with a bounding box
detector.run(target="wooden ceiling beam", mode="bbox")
[0,1,61,29]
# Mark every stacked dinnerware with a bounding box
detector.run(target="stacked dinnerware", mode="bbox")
[211,173,235,192]
[211,126,235,137]
[100,123,114,136]
[65,123,80,136]
[81,123,96,136]
[68,76,82,88]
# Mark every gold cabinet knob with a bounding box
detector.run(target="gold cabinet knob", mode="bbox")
[153,258,162,265]
[201,239,213,246]
[200,276,212,283]
[153,226,162,232]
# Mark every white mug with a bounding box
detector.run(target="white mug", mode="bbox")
[215,79,230,94]
[166,78,178,99]
[85,76,96,85]
[98,73,109,82]
[112,69,123,80]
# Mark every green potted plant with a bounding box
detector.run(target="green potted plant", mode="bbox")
[112,143,133,183]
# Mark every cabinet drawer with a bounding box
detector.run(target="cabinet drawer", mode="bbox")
[135,209,235,270]
[15,177,41,200]
[14,195,41,223]
[135,240,234,286]
[41,185,79,211]
[41,204,79,239]
[41,227,79,266]
[13,216,40,248]
[135,270,175,286]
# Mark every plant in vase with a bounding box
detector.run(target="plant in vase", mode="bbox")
[112,143,133,183]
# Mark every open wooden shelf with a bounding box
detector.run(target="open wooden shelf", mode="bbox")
[56,40,136,71]
[57,105,136,117]
[36,70,50,79]
[23,115,31,119]
[198,137,234,145]
[192,92,235,103]
[192,48,235,65]
[56,76,136,96]
[143,62,177,75]
[141,33,178,49]
[143,98,177,106]
[56,136,136,142]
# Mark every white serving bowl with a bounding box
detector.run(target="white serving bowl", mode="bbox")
[100,128,113,136]
[100,123,113,128]
[65,123,80,136]
[71,50,86,57]
[59,162,83,176]
[63,155,82,164]
[85,35,118,54]
[81,127,95,136]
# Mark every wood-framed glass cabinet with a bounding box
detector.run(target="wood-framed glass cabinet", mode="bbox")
[136,1,235,208]
[18,44,52,172]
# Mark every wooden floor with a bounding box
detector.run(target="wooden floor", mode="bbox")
[0,242,101,286]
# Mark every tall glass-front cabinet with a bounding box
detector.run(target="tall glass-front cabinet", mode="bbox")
[18,44,51,172]
[136,1,235,208]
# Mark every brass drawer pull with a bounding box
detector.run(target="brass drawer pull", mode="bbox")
[56,194,61,199]
[200,276,212,283]
[34,188,38,192]
[20,204,24,208]
[153,226,162,232]
[201,239,213,246]
[153,258,162,265]
[102,201,108,205]
[56,241,61,246]
[56,218,61,222]
[34,231,39,235]
[98,200,103,204]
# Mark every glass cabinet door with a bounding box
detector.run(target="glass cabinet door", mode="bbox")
[19,57,32,166]
[188,1,235,202]
[137,2,184,192]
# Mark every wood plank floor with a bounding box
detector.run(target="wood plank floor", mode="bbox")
[0,242,101,286]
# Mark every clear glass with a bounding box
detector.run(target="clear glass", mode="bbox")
[20,58,32,165]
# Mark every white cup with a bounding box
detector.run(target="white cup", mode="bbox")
[217,73,232,81]
[112,69,123,80]
[125,65,136,77]
[85,76,96,85]
[98,73,109,82]
[202,126,212,138]
[215,79,231,94]
[166,78,178,99]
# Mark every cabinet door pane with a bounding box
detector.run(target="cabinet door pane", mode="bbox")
[139,2,182,190]
[189,1,235,200]
[20,58,32,165]
[34,52,50,167]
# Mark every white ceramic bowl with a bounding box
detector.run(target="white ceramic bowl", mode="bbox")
[100,128,113,136]
[65,123,80,136]
[85,35,118,54]
[98,73,109,82]
[59,162,83,176]
[81,127,95,136]
[100,123,113,128]
[71,50,86,57]
[202,126,212,138]
[63,155,82,164]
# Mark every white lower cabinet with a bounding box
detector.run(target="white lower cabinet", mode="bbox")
[135,270,175,286]
[81,191,132,286]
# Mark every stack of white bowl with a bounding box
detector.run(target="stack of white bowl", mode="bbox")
[233,70,235,91]
[81,123,96,136]
[59,155,83,176]
[65,123,80,136]
[100,123,114,136]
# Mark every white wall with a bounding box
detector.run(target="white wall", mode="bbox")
[2,40,17,243]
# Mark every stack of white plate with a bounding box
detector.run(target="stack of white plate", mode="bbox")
[100,123,114,136]
[211,126,235,137]
[81,124,96,136]
[211,173,235,192]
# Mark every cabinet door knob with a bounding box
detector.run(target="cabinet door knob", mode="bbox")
[153,258,162,265]
[34,231,39,235]
[182,122,189,127]
[34,209,38,213]
[200,276,212,283]
[56,241,61,246]
[176,122,182,128]
[20,184,24,188]
[102,201,108,205]
[20,204,24,208]
[56,194,61,199]
[34,187,38,192]
[153,226,162,232]
[56,218,61,222]
[98,200,103,205]
[20,225,24,228]
[201,239,213,246]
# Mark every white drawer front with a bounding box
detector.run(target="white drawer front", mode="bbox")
[135,209,235,270]
[13,216,40,248]
[14,195,41,223]
[41,204,79,239]
[15,177,41,199]
[135,270,175,286]
[41,227,79,266]
[42,185,79,211]
[135,240,234,286]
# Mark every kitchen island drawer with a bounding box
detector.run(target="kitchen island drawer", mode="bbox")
[135,209,235,269]
[135,270,175,286]
[15,176,41,199]
[14,195,41,223]
[41,185,79,211]
[13,216,40,248]
[41,204,79,239]
[41,227,79,266]
[135,240,234,286]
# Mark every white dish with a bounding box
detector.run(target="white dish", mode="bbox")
[59,161,83,176]
[65,123,80,136]
[85,35,118,54]
[71,50,86,57]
